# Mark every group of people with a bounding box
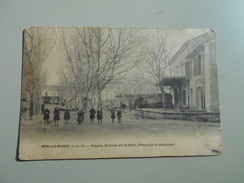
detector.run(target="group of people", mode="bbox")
[89,107,103,124]
[40,103,123,125]
[41,104,62,126]
[88,107,122,124]
[110,108,122,123]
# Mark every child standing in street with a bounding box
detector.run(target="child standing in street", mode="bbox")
[111,108,116,123]
[97,107,103,124]
[43,107,50,124]
[64,106,71,124]
[77,108,84,125]
[117,108,122,123]
[53,106,60,126]
[89,107,96,123]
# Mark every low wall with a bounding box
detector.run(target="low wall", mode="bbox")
[135,109,220,122]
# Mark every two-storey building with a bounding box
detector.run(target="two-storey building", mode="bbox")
[162,31,219,112]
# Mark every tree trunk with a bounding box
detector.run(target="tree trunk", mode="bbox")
[82,97,88,112]
[97,89,102,109]
[34,91,40,115]
[160,86,166,110]
[74,95,77,108]
[29,93,34,120]
[162,91,166,110]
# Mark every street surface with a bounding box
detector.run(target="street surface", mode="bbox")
[20,108,221,140]
[19,107,223,160]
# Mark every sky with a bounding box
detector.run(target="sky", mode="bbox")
[41,27,210,86]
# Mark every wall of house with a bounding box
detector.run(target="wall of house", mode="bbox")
[169,34,219,112]
[207,41,220,112]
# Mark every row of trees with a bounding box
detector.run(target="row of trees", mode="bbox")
[142,34,173,109]
[59,27,173,110]
[21,27,174,119]
[22,27,57,119]
[60,28,144,110]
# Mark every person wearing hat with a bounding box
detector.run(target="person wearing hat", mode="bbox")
[117,108,122,123]
[89,106,96,123]
[111,108,116,123]
[77,108,85,125]
[64,106,71,124]
[53,106,60,126]
[43,106,50,124]
[97,106,103,124]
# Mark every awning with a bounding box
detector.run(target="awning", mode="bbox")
[162,76,185,86]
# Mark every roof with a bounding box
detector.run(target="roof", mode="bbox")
[116,93,162,98]
[42,89,60,97]
[169,30,215,65]
[41,85,62,97]
[162,76,185,86]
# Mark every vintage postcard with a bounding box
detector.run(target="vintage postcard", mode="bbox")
[17,27,223,160]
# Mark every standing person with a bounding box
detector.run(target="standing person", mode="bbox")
[64,106,71,124]
[89,106,96,123]
[77,108,84,125]
[43,107,50,124]
[111,108,116,123]
[117,108,122,123]
[53,106,60,126]
[41,103,45,115]
[97,107,103,124]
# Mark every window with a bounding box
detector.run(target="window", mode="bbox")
[189,61,192,79]
[190,88,193,108]
[193,56,198,76]
[185,62,189,79]
[181,60,184,75]
[182,90,186,105]
[176,66,179,76]
[198,54,201,75]
[193,54,202,76]
[185,61,192,79]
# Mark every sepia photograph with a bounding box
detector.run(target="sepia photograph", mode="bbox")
[18,27,223,160]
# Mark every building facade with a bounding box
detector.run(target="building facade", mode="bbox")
[163,31,219,112]
[42,85,63,105]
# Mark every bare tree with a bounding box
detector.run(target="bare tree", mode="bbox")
[22,27,57,119]
[60,27,143,109]
[58,65,77,107]
[142,33,173,109]
[126,67,157,95]
[61,28,96,110]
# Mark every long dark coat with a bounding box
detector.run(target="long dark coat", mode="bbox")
[43,109,50,120]
[111,110,116,119]
[117,110,122,119]
[53,108,60,121]
[64,109,71,120]
[97,109,103,120]
[77,111,84,122]
[89,108,96,119]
